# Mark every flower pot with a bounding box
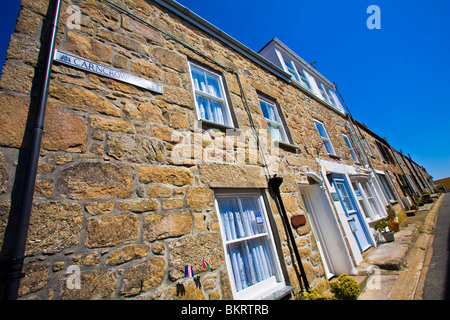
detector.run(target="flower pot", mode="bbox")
[382,231,395,243]
[388,219,400,232]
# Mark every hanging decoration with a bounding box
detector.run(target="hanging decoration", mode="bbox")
[202,258,212,270]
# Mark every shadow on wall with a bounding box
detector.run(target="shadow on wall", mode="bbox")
[0,0,58,300]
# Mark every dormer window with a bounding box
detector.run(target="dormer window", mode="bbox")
[281,56,311,90]
[282,56,300,82]
[327,89,338,106]
[297,68,311,90]
[260,39,345,113]
[317,82,333,104]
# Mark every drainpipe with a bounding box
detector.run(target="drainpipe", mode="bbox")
[5,0,62,300]
[268,175,310,292]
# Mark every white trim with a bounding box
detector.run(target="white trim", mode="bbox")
[318,160,363,267]
[300,189,334,279]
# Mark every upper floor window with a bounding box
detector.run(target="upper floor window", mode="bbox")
[282,56,300,82]
[317,82,333,104]
[327,89,338,106]
[297,67,311,90]
[281,56,311,90]
[314,120,336,155]
[189,62,233,127]
[259,97,289,143]
[378,173,395,202]
[343,134,359,163]
[375,141,396,165]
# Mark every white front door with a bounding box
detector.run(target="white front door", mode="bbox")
[301,190,334,279]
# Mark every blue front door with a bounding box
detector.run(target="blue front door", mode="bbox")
[334,177,372,252]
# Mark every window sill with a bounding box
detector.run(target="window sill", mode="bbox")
[275,141,301,153]
[328,153,341,160]
[198,119,239,133]
[262,285,294,300]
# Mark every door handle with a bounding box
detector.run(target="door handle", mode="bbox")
[348,217,355,222]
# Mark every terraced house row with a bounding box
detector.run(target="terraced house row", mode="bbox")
[0,0,436,300]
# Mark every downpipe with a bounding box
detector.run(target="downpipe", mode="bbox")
[268,175,310,293]
[4,0,62,300]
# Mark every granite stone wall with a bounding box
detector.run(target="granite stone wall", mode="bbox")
[0,0,431,300]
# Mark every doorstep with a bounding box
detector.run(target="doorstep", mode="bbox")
[364,224,420,270]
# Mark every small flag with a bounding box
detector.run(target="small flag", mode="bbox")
[185,265,194,277]
[202,258,211,270]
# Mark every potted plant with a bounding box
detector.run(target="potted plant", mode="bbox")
[386,205,399,232]
[374,218,395,243]
[414,194,424,207]
[421,192,433,203]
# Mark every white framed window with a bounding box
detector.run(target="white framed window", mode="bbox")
[281,56,311,90]
[281,56,300,82]
[215,191,286,300]
[342,134,359,163]
[188,62,233,127]
[352,180,383,221]
[317,82,333,104]
[378,173,395,201]
[314,120,336,155]
[327,89,338,106]
[258,97,289,143]
[297,67,311,90]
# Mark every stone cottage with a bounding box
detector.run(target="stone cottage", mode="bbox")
[0,0,435,300]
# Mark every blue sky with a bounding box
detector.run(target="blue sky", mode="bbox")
[1,0,449,180]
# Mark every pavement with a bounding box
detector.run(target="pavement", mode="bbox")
[356,193,445,300]
[422,193,450,300]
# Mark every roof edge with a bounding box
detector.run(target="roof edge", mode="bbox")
[155,0,292,81]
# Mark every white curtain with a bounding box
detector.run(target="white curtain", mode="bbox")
[217,197,275,292]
